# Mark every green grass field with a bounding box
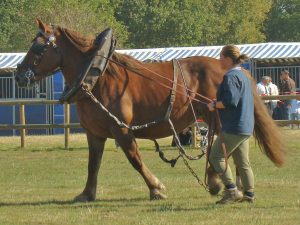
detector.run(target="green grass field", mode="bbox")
[0,128,299,225]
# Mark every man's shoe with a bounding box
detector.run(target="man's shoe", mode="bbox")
[242,195,255,203]
[216,188,243,204]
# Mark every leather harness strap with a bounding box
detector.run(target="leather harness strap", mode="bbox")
[79,58,180,131]
[164,59,179,121]
[59,28,116,103]
[32,25,229,192]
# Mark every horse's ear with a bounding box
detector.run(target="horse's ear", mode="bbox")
[35,18,46,31]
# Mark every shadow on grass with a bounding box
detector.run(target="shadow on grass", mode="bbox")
[146,202,287,212]
[0,147,21,152]
[30,146,88,152]
[0,197,147,208]
[0,146,88,152]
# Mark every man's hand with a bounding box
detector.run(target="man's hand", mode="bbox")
[207,101,216,111]
[207,100,225,111]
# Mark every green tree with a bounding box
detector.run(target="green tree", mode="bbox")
[0,0,27,51]
[206,0,272,45]
[0,0,128,52]
[114,0,209,48]
[0,0,276,51]
[114,0,272,48]
[264,0,300,42]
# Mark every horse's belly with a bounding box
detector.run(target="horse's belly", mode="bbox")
[133,123,174,139]
[133,115,196,139]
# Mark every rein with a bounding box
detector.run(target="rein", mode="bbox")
[71,51,227,188]
[80,59,209,160]
[18,25,228,192]
[101,55,229,182]
[40,28,227,188]
[105,56,213,105]
[17,26,60,87]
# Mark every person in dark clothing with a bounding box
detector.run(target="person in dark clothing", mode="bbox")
[278,70,296,120]
[272,101,285,120]
[278,70,296,95]
[171,127,192,146]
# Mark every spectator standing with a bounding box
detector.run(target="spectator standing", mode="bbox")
[171,127,192,146]
[289,99,300,129]
[278,70,296,120]
[256,76,272,114]
[272,101,285,120]
[268,77,279,113]
[278,70,296,95]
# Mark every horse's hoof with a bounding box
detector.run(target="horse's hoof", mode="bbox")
[207,166,223,196]
[208,183,222,196]
[73,193,95,202]
[207,174,222,195]
[150,189,167,200]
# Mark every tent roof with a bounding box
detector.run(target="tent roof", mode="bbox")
[119,42,300,62]
[1,42,300,73]
[0,53,26,73]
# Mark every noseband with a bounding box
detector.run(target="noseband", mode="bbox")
[17,26,59,87]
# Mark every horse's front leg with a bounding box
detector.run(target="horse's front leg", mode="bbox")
[112,127,166,200]
[74,132,106,202]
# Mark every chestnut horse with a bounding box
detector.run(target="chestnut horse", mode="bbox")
[15,19,285,202]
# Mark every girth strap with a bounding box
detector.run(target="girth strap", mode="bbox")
[164,59,179,121]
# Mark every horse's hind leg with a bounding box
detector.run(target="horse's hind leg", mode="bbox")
[112,127,166,200]
[74,132,106,202]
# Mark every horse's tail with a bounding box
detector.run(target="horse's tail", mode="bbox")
[253,91,286,167]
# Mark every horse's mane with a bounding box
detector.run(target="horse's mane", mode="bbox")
[59,27,96,54]
[59,27,147,76]
[107,52,147,77]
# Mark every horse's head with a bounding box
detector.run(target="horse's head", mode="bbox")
[15,19,62,87]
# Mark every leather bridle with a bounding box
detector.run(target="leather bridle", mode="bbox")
[16,26,60,87]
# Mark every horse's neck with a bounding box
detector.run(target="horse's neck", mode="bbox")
[60,43,90,86]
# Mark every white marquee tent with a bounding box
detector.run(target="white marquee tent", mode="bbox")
[1,42,300,88]
[1,42,300,73]
[0,42,299,136]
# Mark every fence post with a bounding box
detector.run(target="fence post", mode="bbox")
[192,124,197,148]
[19,104,25,148]
[64,103,70,149]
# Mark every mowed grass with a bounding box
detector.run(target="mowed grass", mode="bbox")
[0,128,299,225]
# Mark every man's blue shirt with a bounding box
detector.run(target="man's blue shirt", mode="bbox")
[217,67,254,135]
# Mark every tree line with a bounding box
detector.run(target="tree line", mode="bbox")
[0,0,299,52]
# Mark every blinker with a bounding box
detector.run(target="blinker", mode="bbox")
[31,42,47,56]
